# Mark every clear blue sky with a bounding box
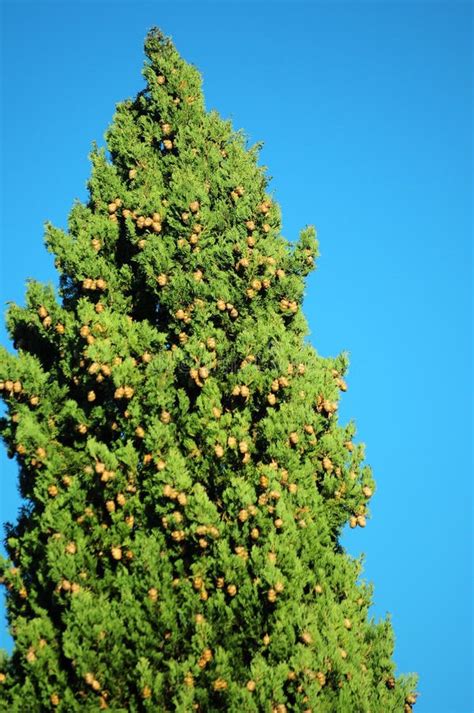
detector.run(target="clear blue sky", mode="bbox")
[0,2,472,711]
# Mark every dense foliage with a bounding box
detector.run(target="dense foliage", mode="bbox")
[0,29,417,712]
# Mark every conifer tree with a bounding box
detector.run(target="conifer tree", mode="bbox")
[0,29,417,712]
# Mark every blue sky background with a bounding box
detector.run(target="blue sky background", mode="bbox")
[0,2,472,711]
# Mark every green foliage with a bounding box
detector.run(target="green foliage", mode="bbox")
[0,27,417,712]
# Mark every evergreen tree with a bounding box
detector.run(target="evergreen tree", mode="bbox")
[0,29,417,712]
